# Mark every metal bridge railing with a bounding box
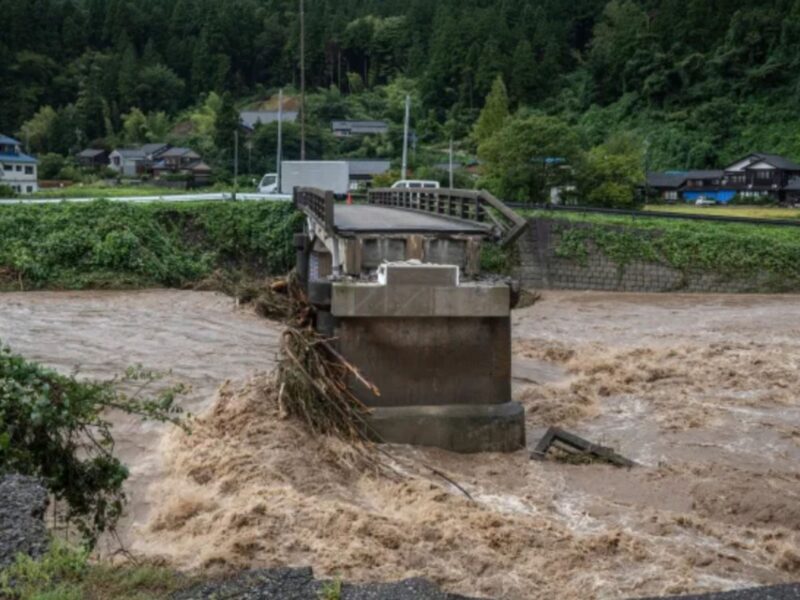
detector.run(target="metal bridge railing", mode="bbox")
[368,187,528,247]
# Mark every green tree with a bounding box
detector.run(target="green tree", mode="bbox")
[577,133,645,208]
[479,113,582,202]
[17,106,58,153]
[472,75,509,147]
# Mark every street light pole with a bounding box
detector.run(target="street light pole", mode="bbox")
[233,129,239,201]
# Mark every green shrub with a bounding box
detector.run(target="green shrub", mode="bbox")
[0,200,302,290]
[0,344,185,543]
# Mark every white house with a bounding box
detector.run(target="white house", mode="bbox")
[0,134,38,194]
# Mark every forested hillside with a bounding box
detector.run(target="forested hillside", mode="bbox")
[2,0,800,199]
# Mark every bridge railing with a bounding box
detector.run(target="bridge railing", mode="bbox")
[368,187,528,247]
[294,187,335,234]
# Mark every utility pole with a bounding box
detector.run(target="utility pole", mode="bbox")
[449,137,454,189]
[401,94,410,180]
[233,129,239,201]
[277,88,283,191]
[299,0,306,160]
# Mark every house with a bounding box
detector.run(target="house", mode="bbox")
[332,120,389,137]
[345,159,391,189]
[109,148,146,177]
[152,147,211,187]
[646,152,800,204]
[240,110,298,131]
[76,148,109,169]
[0,134,38,194]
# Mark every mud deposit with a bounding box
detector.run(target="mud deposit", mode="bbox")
[2,290,799,599]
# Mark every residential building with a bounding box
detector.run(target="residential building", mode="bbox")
[109,148,146,177]
[0,134,38,194]
[646,152,800,204]
[76,148,109,169]
[152,147,211,187]
[331,120,389,137]
[240,110,298,131]
[345,159,391,189]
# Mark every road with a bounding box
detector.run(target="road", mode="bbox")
[0,192,291,205]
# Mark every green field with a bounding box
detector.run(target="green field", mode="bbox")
[645,204,800,220]
[27,184,240,199]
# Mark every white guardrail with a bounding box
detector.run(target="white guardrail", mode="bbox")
[0,192,292,205]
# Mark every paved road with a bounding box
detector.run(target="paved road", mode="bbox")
[334,204,492,234]
[0,192,291,205]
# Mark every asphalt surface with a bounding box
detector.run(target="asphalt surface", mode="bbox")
[333,204,491,234]
[0,474,49,570]
[172,568,481,599]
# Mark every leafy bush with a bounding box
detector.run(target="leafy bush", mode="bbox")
[0,185,16,198]
[0,200,302,290]
[0,344,185,543]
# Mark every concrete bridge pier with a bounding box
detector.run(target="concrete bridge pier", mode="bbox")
[294,186,528,453]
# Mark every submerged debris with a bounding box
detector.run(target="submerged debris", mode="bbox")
[531,427,636,467]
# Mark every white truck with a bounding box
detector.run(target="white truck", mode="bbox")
[258,161,350,196]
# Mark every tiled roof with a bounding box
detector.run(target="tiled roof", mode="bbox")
[0,134,21,146]
[0,151,37,164]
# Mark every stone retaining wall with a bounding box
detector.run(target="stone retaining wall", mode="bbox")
[516,218,775,293]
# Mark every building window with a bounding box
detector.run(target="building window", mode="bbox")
[3,164,12,171]
[24,166,33,175]
[26,186,33,193]
[15,165,21,172]
[755,170,772,181]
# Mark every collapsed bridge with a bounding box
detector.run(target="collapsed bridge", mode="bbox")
[293,186,528,453]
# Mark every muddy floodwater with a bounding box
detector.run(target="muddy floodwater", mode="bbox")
[2,289,799,599]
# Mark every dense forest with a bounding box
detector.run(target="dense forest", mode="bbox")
[2,0,800,202]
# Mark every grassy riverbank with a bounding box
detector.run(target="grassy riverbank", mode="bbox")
[0,200,301,291]
[530,210,800,291]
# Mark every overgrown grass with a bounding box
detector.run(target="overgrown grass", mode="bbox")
[0,200,302,290]
[26,183,243,200]
[531,210,800,291]
[0,540,188,600]
[645,204,800,220]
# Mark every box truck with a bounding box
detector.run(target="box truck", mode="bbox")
[258,161,349,196]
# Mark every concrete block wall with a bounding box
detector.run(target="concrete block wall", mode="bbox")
[516,218,778,294]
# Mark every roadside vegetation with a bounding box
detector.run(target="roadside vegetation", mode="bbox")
[1,541,189,600]
[533,210,800,290]
[0,201,301,291]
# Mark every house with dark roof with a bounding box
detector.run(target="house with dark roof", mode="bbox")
[331,120,389,137]
[646,152,800,204]
[345,159,391,188]
[152,147,211,186]
[76,148,109,168]
[0,134,38,194]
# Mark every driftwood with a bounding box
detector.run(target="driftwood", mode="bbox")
[531,427,636,468]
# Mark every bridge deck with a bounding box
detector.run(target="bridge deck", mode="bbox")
[333,205,491,235]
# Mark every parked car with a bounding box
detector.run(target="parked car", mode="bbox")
[391,179,440,189]
[695,197,717,206]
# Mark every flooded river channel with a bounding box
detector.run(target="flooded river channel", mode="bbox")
[1,289,798,599]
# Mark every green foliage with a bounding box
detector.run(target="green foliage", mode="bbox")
[541,212,800,290]
[0,539,185,600]
[0,201,301,290]
[0,185,16,199]
[577,133,645,208]
[0,345,186,543]
[318,578,343,600]
[37,154,67,180]
[472,76,509,147]
[480,243,517,275]
[479,114,582,202]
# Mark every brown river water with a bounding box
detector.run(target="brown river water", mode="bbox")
[1,289,799,599]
